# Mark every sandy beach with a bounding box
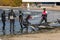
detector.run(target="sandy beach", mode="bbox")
[0,28,60,40]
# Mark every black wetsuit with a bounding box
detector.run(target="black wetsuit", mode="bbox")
[19,14,23,33]
[23,15,31,33]
[1,11,6,35]
[8,12,16,34]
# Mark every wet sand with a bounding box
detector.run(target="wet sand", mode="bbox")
[0,28,60,40]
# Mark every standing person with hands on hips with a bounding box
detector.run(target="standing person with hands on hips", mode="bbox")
[8,9,16,34]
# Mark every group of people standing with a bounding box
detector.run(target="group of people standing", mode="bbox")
[1,8,47,35]
[1,9,16,35]
[1,9,32,35]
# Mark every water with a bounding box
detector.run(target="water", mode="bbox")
[0,9,60,35]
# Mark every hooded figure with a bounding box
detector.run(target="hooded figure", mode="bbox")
[19,11,23,33]
[40,8,47,25]
[1,10,6,35]
[8,9,16,34]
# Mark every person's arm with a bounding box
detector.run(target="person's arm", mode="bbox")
[8,13,10,20]
[13,12,16,17]
[4,13,6,21]
[19,15,20,22]
[21,12,23,17]
[29,16,32,19]
[46,11,48,14]
[46,11,48,17]
[1,13,3,20]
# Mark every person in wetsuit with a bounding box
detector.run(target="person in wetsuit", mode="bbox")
[40,8,47,25]
[23,15,32,33]
[1,10,6,35]
[19,11,23,33]
[8,9,16,34]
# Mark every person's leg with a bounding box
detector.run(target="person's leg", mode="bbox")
[23,23,28,33]
[10,20,12,34]
[20,21,23,33]
[25,25,28,33]
[40,18,43,25]
[45,17,47,23]
[44,16,48,26]
[19,20,23,33]
[23,24,28,33]
[13,20,15,34]
[2,21,5,35]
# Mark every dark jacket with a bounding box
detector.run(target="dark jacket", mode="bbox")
[25,15,31,21]
[8,11,16,20]
[25,15,31,24]
[19,11,23,23]
[1,12,6,21]
[19,15,23,22]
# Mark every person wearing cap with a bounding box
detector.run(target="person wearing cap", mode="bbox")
[19,11,23,33]
[8,9,16,34]
[40,8,47,25]
[1,11,6,35]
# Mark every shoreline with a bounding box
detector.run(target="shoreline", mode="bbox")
[0,6,60,11]
[29,6,60,11]
[0,28,60,40]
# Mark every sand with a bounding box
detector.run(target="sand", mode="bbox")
[0,28,60,40]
